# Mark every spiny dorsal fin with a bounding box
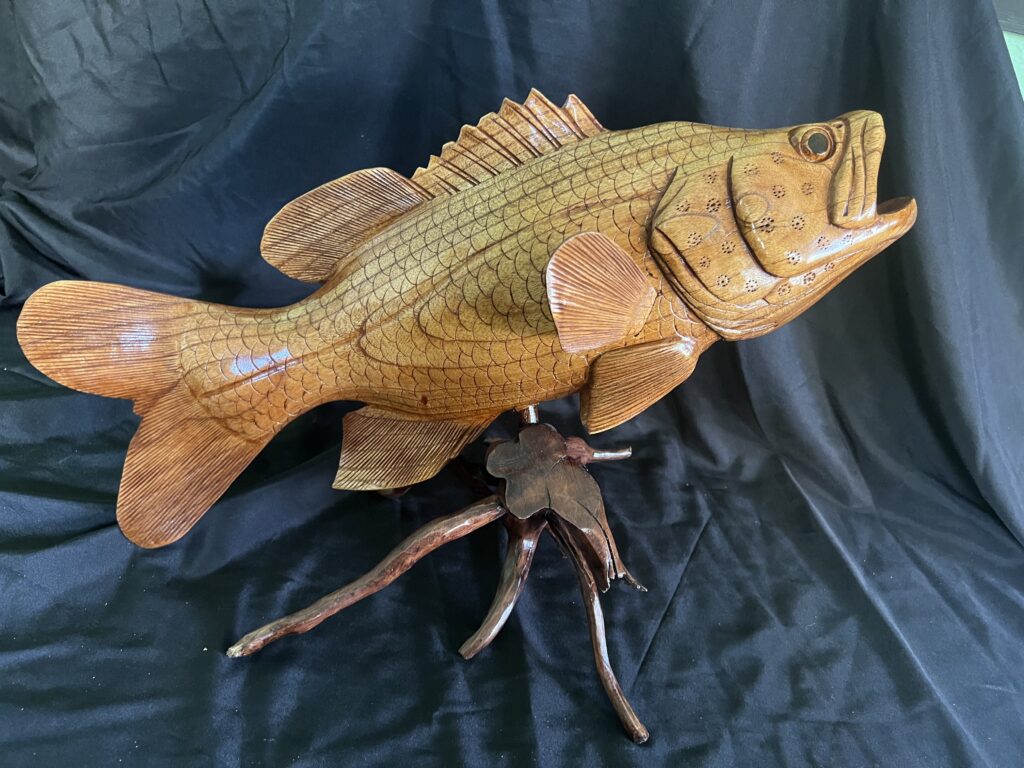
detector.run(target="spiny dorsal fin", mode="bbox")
[261,167,430,283]
[562,93,605,136]
[333,406,494,491]
[411,89,606,197]
[581,338,701,433]
[546,232,656,354]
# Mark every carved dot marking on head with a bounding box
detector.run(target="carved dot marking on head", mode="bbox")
[786,251,801,265]
[703,170,718,184]
[824,262,836,272]
[801,182,814,195]
[698,255,711,268]
[687,232,703,247]
[771,185,785,198]
[791,215,805,230]
[720,241,735,254]
[742,164,759,178]
[770,151,784,164]
[802,272,817,285]
[715,275,730,288]
[815,235,828,247]
[745,279,758,293]
[706,198,721,213]
[756,216,775,233]
[778,284,792,296]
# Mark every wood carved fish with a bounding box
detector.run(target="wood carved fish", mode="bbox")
[16,90,917,548]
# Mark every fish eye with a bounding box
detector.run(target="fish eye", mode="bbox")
[798,128,835,161]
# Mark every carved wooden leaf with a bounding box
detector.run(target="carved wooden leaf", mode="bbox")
[486,424,626,590]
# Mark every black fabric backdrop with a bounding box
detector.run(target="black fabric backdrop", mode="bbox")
[1,1,1023,765]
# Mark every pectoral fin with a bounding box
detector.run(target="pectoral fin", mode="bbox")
[546,232,656,354]
[333,406,493,491]
[581,338,701,433]
[261,168,430,283]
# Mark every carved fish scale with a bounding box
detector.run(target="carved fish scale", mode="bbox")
[16,89,916,546]
[316,126,705,414]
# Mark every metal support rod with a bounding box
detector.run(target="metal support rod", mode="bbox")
[518,404,540,425]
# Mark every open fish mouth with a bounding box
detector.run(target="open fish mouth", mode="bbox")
[829,110,916,235]
[877,195,916,220]
[863,193,917,245]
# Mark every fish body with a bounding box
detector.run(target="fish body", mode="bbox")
[250,122,699,420]
[16,90,916,547]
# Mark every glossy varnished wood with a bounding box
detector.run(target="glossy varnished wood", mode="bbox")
[229,419,649,741]
[16,89,916,547]
[14,90,919,743]
[458,515,547,660]
[226,496,504,657]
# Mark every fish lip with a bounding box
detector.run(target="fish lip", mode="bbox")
[831,196,916,270]
[876,195,917,235]
[877,195,913,215]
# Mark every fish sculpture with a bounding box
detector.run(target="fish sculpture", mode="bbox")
[16,89,917,550]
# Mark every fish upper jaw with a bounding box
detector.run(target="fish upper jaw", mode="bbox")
[828,110,884,227]
[827,110,916,238]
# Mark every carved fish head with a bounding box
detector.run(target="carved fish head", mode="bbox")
[650,110,917,339]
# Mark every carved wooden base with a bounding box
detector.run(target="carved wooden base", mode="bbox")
[229,419,649,744]
[459,514,546,660]
[227,497,504,657]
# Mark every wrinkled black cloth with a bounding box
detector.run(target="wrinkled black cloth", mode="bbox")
[1,1,1023,766]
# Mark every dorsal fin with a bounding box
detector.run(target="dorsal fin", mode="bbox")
[562,93,605,136]
[411,89,606,197]
[261,167,430,283]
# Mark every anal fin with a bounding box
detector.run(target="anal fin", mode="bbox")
[261,168,430,283]
[582,338,702,433]
[333,407,494,491]
[546,232,656,354]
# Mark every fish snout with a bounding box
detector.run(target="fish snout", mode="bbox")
[828,110,887,228]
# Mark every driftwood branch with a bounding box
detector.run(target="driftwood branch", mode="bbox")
[549,517,649,745]
[459,515,547,659]
[228,496,504,657]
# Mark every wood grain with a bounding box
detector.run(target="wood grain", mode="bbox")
[486,423,640,591]
[459,514,547,660]
[227,496,504,657]
[15,90,916,547]
[549,516,650,744]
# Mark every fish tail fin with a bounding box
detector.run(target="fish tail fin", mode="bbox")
[17,281,276,547]
[18,281,190,405]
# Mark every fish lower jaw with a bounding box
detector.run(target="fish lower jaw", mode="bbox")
[872,196,918,239]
